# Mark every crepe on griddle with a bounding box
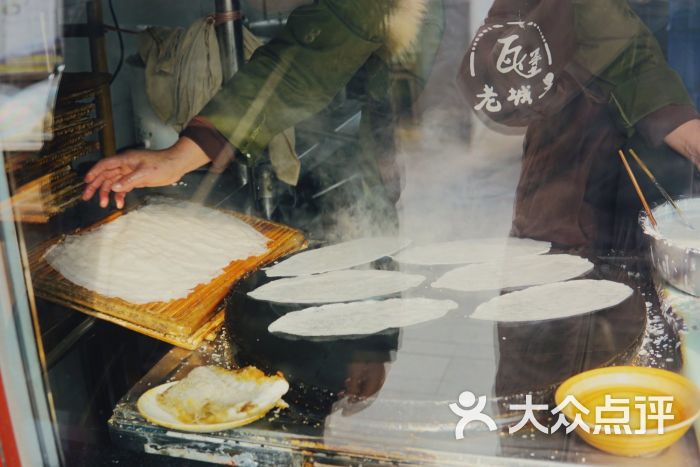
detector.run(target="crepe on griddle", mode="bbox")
[249,269,426,304]
[265,237,411,277]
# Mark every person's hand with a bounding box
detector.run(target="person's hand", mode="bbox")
[664,119,700,169]
[82,137,210,209]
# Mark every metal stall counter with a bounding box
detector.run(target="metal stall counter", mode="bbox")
[109,251,700,466]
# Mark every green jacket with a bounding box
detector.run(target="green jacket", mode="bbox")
[199,0,444,160]
[462,0,695,141]
[571,0,693,137]
[461,0,698,249]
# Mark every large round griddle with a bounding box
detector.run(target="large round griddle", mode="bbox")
[226,265,400,417]
[225,250,646,415]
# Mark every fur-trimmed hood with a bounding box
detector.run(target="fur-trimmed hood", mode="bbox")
[384,0,429,59]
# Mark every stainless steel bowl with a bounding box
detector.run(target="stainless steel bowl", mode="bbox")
[641,198,700,296]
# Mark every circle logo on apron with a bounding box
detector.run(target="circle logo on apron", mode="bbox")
[462,21,555,122]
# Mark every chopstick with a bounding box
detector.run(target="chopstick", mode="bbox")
[617,149,657,227]
[628,148,693,229]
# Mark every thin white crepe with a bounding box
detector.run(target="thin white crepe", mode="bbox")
[393,237,551,265]
[266,237,411,277]
[268,298,458,336]
[432,254,593,292]
[248,270,425,304]
[471,279,633,322]
[45,199,269,304]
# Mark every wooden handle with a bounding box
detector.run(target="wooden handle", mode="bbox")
[618,150,657,227]
[628,148,657,183]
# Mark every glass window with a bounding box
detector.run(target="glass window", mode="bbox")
[2,0,700,465]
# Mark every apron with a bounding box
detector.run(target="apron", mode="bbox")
[511,85,625,250]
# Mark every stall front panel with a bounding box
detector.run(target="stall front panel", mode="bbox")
[2,0,700,466]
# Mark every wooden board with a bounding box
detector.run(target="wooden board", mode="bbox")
[29,208,306,349]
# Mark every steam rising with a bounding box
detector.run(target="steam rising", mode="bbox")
[317,120,525,245]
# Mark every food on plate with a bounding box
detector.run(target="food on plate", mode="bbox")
[137,366,289,431]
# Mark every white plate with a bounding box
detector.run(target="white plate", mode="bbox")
[137,381,287,433]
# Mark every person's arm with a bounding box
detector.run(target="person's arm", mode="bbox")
[571,0,699,147]
[83,0,392,207]
[185,0,391,161]
[664,118,700,166]
[82,137,209,209]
